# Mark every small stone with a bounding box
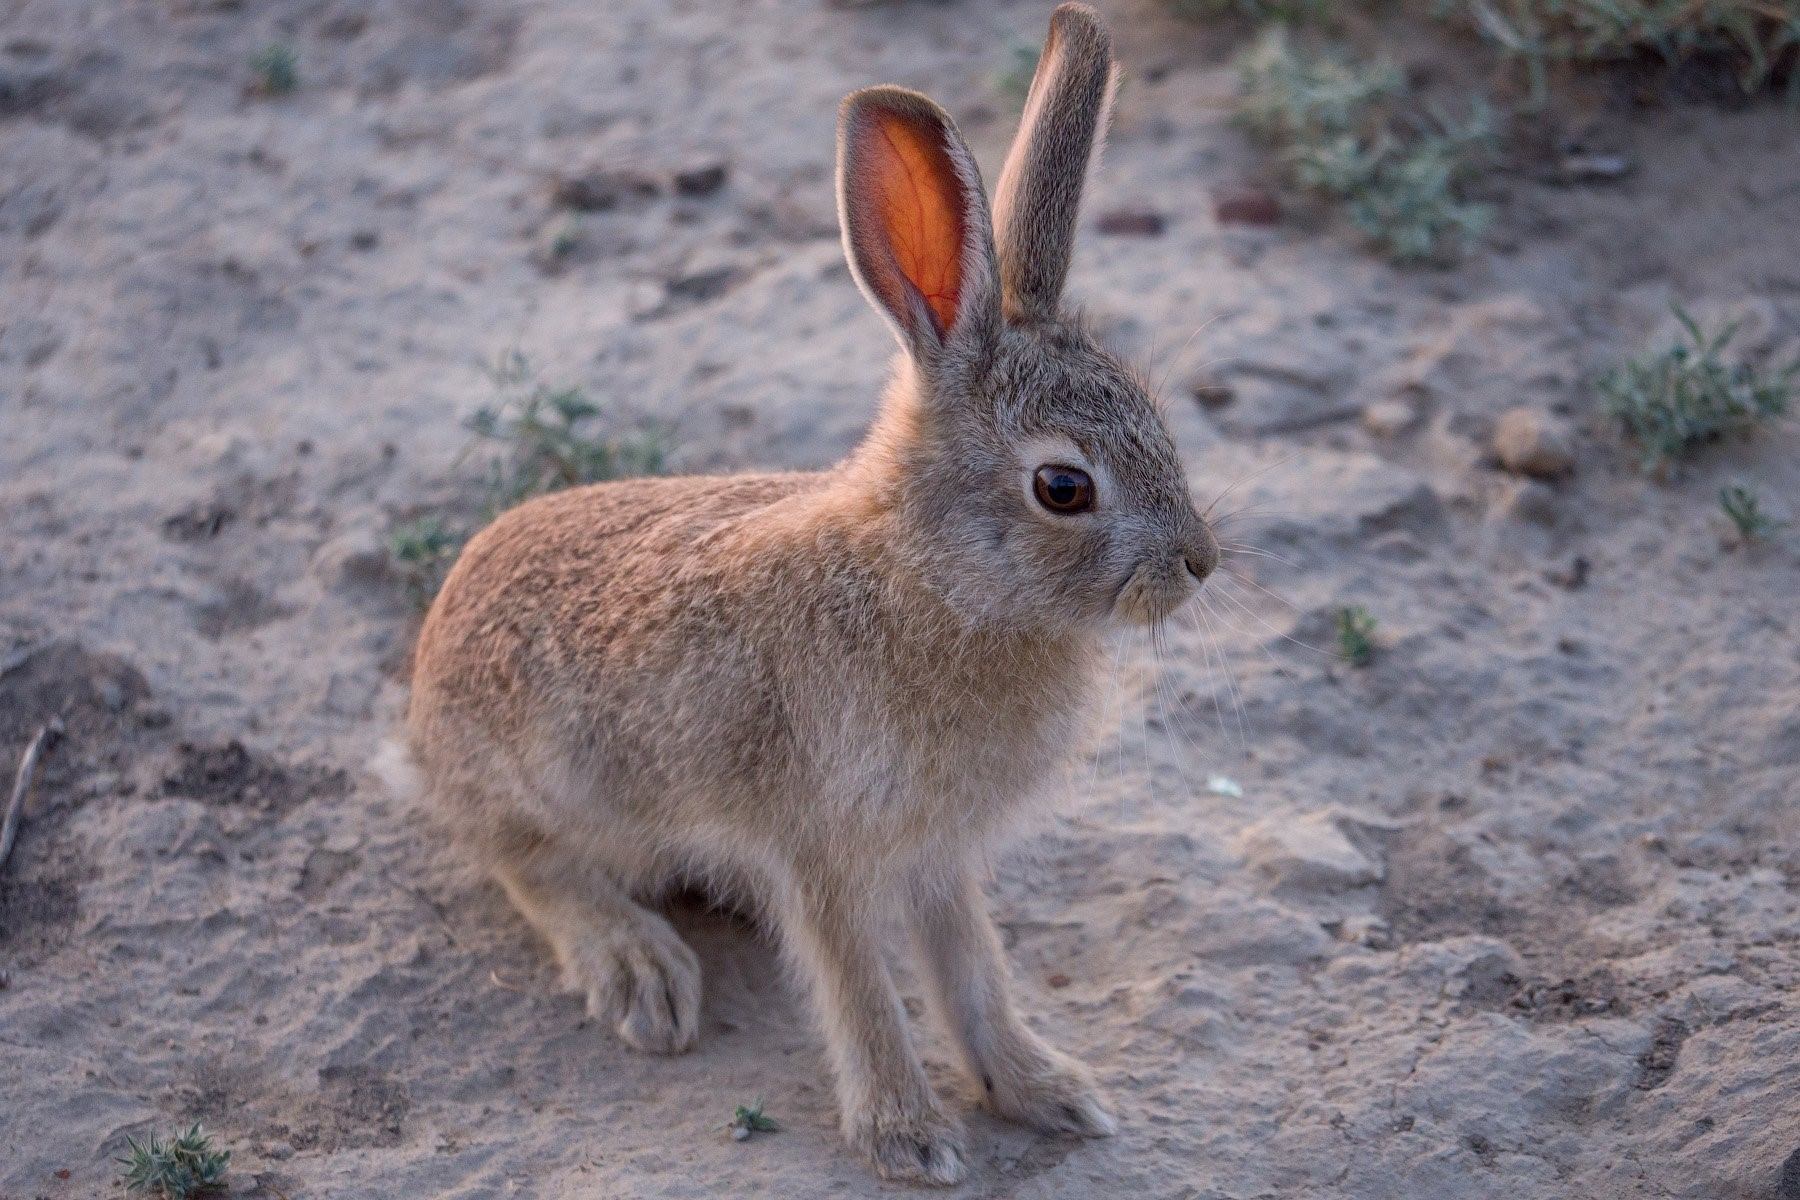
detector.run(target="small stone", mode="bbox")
[1213,186,1281,226]
[1046,972,1071,989]
[1492,406,1575,478]
[731,1124,751,1141]
[1236,809,1387,891]
[1361,400,1416,438]
[1493,477,1558,526]
[673,161,728,197]
[1557,152,1632,183]
[1546,555,1590,590]
[1095,207,1165,236]
[550,167,659,212]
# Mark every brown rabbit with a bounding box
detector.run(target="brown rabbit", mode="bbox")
[394,3,1217,1184]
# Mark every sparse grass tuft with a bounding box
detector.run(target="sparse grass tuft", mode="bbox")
[1599,307,1795,470]
[1336,605,1378,667]
[249,43,299,97]
[1165,0,1330,20]
[1719,484,1784,541]
[389,353,668,608]
[389,516,462,607]
[467,352,667,510]
[1237,31,1495,263]
[1434,0,1800,104]
[118,1124,229,1199]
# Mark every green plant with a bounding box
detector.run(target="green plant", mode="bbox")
[390,515,463,606]
[467,353,668,509]
[1599,307,1795,470]
[729,1100,780,1140]
[118,1124,230,1198]
[1719,483,1784,540]
[1432,0,1800,105]
[1165,0,1331,20]
[389,354,668,606]
[1336,605,1378,667]
[249,44,298,96]
[1237,31,1495,263]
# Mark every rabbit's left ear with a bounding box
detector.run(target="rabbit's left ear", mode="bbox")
[993,3,1116,324]
[838,86,1000,364]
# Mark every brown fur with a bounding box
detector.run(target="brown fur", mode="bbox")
[398,4,1216,1185]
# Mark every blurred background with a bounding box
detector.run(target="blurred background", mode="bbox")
[2,2,1797,1198]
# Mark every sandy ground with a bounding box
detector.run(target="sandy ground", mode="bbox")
[4,1,1800,1197]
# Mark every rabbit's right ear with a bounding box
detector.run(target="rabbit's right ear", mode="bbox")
[992,3,1116,324]
[838,86,1000,365]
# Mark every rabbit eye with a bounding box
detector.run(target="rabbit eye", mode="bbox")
[1033,465,1094,514]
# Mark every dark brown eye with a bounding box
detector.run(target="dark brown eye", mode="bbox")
[1033,465,1094,514]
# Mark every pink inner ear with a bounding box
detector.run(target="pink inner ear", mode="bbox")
[851,107,966,337]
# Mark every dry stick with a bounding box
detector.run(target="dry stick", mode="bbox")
[0,719,62,873]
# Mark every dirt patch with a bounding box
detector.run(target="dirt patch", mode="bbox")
[161,741,349,816]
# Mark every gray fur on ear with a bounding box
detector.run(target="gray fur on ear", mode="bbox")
[991,3,1117,325]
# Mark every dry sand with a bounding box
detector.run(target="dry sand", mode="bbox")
[3,1,1799,1197]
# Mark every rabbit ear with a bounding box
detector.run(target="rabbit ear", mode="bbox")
[838,86,999,363]
[992,2,1116,324]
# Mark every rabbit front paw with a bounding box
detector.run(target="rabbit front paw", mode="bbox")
[845,1097,968,1186]
[985,1046,1117,1138]
[567,918,702,1056]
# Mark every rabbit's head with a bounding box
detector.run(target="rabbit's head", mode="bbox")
[838,3,1216,634]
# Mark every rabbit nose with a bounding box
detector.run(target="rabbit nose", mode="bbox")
[1184,525,1220,583]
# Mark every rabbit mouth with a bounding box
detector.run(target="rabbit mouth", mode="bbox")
[1111,561,1202,627]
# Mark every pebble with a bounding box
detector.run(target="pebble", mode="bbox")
[673,161,729,197]
[1094,208,1165,236]
[1492,406,1575,478]
[1213,186,1281,226]
[551,167,659,212]
[1361,399,1417,438]
[1237,809,1385,891]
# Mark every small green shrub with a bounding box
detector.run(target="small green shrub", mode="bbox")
[1719,484,1784,540]
[729,1100,781,1139]
[1432,0,1800,104]
[1237,31,1495,263]
[1165,0,1331,20]
[467,353,667,510]
[389,515,463,607]
[249,44,298,96]
[390,353,668,607]
[1336,605,1378,667]
[1599,307,1795,470]
[118,1124,229,1199]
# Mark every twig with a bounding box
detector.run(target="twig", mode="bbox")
[489,968,532,994]
[1,718,62,873]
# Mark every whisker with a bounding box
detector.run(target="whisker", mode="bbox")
[1201,452,1302,521]
[1208,575,1338,659]
[1219,541,1300,569]
[1191,600,1251,754]
[1218,564,1302,611]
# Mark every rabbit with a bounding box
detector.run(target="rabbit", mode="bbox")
[395,2,1218,1185]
